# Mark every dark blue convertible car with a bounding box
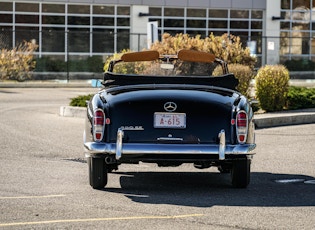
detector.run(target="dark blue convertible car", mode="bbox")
[84,49,256,189]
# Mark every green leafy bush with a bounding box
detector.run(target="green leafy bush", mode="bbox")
[286,86,315,110]
[284,59,315,71]
[255,65,290,112]
[213,63,254,97]
[70,94,93,107]
[35,56,103,72]
[35,57,66,72]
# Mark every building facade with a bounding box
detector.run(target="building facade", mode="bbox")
[0,0,314,70]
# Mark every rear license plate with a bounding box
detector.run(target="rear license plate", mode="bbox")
[154,112,186,129]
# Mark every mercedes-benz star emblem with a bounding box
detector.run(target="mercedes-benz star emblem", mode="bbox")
[164,102,177,112]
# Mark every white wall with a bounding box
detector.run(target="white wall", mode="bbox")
[264,0,281,65]
[130,5,149,51]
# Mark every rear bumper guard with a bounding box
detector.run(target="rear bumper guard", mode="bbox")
[84,129,256,160]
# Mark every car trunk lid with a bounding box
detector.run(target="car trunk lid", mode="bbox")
[104,87,237,144]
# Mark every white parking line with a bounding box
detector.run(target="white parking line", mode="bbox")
[0,214,204,227]
[274,179,305,184]
[0,194,66,199]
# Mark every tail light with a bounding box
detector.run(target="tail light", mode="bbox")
[93,109,105,142]
[236,110,248,144]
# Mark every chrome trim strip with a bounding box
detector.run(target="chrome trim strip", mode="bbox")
[157,137,184,141]
[84,142,256,156]
[218,129,226,160]
[116,128,124,160]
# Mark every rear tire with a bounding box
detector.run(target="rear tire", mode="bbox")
[88,157,108,189]
[231,159,251,188]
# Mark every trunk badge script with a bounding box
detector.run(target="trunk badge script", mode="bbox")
[120,126,144,131]
[164,102,177,112]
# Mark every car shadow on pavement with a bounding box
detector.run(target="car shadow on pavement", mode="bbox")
[104,171,315,208]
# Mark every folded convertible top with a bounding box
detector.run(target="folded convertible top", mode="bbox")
[103,72,239,90]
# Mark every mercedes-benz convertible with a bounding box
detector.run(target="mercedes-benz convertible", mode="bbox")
[84,49,256,189]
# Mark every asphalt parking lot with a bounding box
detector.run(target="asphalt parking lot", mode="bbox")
[0,87,315,229]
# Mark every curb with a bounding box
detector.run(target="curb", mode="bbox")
[254,111,315,128]
[0,80,93,88]
[60,106,315,129]
[60,106,86,118]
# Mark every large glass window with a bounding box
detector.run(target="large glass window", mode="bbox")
[187,9,206,17]
[208,9,228,18]
[164,19,184,27]
[42,16,65,25]
[0,14,12,23]
[117,7,130,15]
[117,29,130,51]
[280,0,315,59]
[0,1,131,71]
[15,26,39,45]
[0,2,13,11]
[15,15,39,24]
[165,8,184,17]
[68,28,90,52]
[93,17,114,26]
[68,16,90,25]
[0,27,13,49]
[149,7,162,16]
[251,21,263,30]
[42,4,65,13]
[252,11,263,19]
[149,7,263,67]
[92,29,114,53]
[230,20,249,29]
[117,18,130,27]
[208,20,228,29]
[230,10,249,19]
[186,30,207,37]
[187,20,206,28]
[93,5,114,15]
[15,3,39,12]
[42,28,65,52]
[68,5,90,14]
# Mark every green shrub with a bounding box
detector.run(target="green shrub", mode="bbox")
[255,65,290,112]
[35,57,66,72]
[35,56,103,72]
[70,94,93,107]
[286,86,315,110]
[284,59,315,71]
[86,56,104,72]
[213,63,254,96]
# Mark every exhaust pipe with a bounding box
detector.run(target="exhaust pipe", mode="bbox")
[105,156,116,164]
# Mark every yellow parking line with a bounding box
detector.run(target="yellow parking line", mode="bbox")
[0,194,66,199]
[0,214,204,227]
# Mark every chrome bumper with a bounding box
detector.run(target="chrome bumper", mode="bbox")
[84,129,256,160]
